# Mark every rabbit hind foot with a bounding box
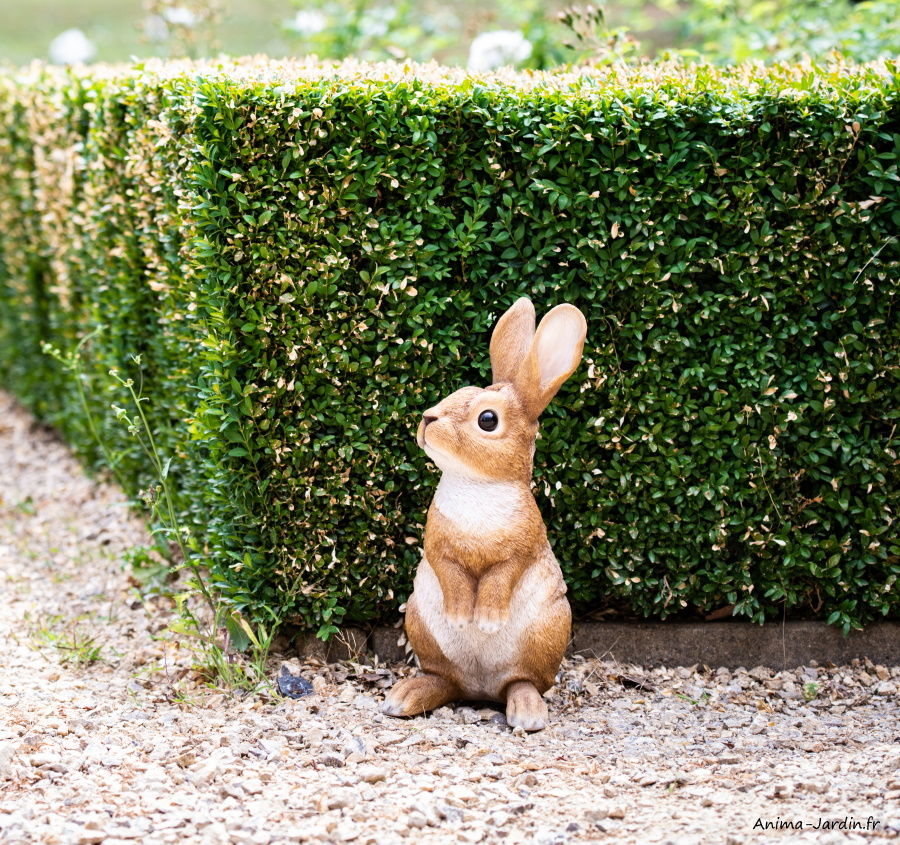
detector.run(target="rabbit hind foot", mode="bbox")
[505,680,549,732]
[381,674,458,718]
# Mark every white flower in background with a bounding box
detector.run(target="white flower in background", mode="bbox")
[288,9,328,36]
[359,6,396,39]
[467,29,532,71]
[143,14,170,42]
[162,6,197,27]
[49,29,96,65]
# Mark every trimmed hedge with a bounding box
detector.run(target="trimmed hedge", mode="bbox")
[1,59,898,634]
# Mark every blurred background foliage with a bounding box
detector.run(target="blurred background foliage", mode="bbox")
[1,0,899,69]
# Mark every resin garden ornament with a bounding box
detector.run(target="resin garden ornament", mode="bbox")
[383,298,588,731]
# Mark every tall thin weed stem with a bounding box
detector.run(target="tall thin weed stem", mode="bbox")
[44,337,278,697]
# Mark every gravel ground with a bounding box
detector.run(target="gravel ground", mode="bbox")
[1,389,900,845]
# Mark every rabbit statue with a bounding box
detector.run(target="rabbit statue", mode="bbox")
[382,297,587,731]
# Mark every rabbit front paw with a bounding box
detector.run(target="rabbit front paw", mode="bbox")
[442,595,475,630]
[473,600,510,634]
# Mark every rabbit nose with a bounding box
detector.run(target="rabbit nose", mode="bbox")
[423,413,439,427]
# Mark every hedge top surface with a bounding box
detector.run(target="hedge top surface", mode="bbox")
[4,55,899,98]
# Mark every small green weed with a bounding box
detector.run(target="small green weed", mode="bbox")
[26,612,104,666]
[675,689,712,706]
[15,497,35,515]
[125,545,169,587]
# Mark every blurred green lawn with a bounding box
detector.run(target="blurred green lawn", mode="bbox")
[0,0,303,65]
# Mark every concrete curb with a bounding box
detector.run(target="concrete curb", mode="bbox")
[294,621,900,669]
[569,620,900,669]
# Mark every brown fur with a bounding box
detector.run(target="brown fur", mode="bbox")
[423,498,547,628]
[405,590,461,686]
[500,582,571,694]
[490,298,536,384]
[416,384,537,484]
[381,592,461,717]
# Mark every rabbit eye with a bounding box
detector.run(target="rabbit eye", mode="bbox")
[478,410,499,431]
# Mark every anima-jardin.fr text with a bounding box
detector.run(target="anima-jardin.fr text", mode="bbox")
[754,816,880,831]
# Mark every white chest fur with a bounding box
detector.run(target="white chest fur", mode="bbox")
[432,474,522,535]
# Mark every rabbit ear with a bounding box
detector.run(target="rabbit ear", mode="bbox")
[490,297,536,385]
[514,304,587,419]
